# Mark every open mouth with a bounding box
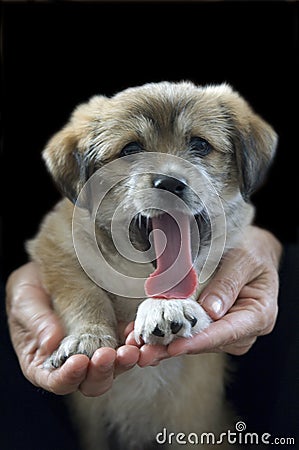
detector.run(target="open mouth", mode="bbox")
[131,211,207,299]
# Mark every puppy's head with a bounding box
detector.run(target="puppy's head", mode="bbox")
[43,82,277,295]
[44,81,277,203]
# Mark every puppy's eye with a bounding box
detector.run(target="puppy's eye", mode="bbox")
[189,137,212,157]
[120,142,143,157]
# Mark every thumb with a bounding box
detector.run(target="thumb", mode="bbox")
[6,263,64,355]
[21,287,64,355]
[199,249,253,320]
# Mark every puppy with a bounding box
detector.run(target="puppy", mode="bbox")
[27,81,277,450]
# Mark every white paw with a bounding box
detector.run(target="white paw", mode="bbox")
[134,298,212,345]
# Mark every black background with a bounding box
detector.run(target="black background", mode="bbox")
[1,2,299,450]
[2,1,298,279]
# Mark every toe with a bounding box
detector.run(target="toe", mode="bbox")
[185,315,198,328]
[152,325,165,337]
[170,321,183,334]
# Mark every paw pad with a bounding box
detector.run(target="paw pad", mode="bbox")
[170,321,183,334]
[152,325,165,337]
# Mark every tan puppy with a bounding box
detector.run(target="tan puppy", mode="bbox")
[27,82,277,450]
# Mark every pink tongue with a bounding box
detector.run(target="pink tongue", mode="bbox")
[144,212,198,299]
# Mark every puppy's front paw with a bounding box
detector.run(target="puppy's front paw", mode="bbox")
[134,298,211,345]
[44,332,117,370]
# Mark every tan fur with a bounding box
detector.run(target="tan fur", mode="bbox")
[27,81,277,449]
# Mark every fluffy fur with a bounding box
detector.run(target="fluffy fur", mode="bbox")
[27,81,277,450]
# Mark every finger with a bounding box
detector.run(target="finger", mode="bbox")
[79,348,117,397]
[125,329,142,347]
[114,345,140,376]
[198,248,259,320]
[124,329,169,366]
[33,355,90,395]
[221,336,257,356]
[6,263,65,353]
[8,289,65,361]
[125,329,169,366]
[167,310,254,356]
[138,344,169,367]
[123,322,134,340]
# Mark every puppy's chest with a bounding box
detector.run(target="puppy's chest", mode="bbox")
[107,254,154,322]
[106,357,185,409]
[112,295,144,323]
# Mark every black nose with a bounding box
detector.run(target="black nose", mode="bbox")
[153,175,187,197]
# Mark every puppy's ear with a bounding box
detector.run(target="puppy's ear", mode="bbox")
[234,113,278,201]
[42,126,89,203]
[42,96,107,203]
[227,89,278,201]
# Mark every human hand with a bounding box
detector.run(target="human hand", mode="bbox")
[126,226,282,365]
[5,262,139,396]
[6,226,282,386]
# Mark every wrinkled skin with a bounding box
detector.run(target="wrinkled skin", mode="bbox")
[6,226,281,397]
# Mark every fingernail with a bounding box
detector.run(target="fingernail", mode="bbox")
[202,295,223,316]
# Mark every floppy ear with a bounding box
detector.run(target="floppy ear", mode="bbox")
[229,92,278,201]
[42,126,89,203]
[42,96,107,203]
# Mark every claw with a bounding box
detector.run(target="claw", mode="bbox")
[186,316,197,327]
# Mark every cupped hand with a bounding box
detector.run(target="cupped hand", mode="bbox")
[126,226,282,365]
[5,262,139,396]
[6,226,282,391]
